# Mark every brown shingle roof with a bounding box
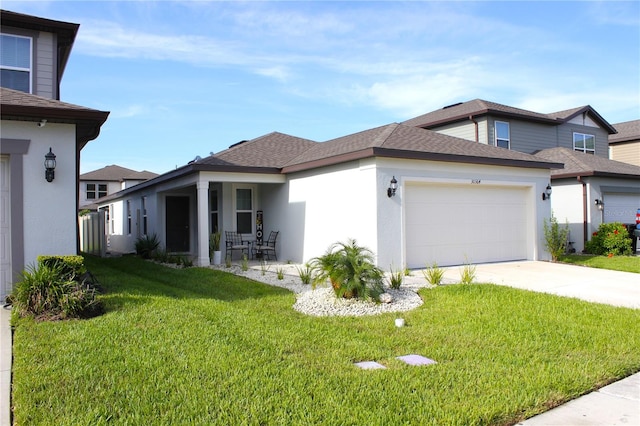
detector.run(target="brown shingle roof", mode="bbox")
[403,99,616,134]
[205,132,318,168]
[610,119,640,144]
[80,165,158,182]
[533,147,640,179]
[0,87,109,147]
[283,123,562,173]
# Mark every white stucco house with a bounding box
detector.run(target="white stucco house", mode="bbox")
[0,10,109,300]
[404,99,639,253]
[97,123,561,269]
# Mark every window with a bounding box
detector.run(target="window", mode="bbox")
[235,188,253,234]
[495,121,510,149]
[573,132,595,154]
[0,34,32,93]
[86,183,107,200]
[141,196,148,236]
[210,190,219,234]
[126,200,132,235]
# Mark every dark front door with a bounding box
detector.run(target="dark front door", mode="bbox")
[166,196,190,252]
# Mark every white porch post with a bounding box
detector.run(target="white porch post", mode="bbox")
[196,178,210,267]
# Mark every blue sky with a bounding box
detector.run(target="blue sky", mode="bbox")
[6,1,640,174]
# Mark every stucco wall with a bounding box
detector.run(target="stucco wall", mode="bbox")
[1,121,77,266]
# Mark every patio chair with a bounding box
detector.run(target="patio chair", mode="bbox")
[225,231,249,261]
[253,231,278,261]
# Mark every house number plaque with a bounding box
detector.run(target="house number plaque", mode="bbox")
[471,179,481,184]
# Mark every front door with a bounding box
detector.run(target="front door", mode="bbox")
[166,196,190,252]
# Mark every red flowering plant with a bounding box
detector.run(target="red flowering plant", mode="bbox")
[585,222,632,256]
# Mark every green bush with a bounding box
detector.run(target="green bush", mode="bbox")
[585,222,632,256]
[543,214,570,262]
[12,261,102,320]
[135,234,160,259]
[310,239,384,300]
[37,255,85,280]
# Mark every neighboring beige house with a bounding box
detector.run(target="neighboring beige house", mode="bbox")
[0,10,109,300]
[79,165,158,209]
[609,119,640,167]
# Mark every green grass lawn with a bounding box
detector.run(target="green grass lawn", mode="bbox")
[12,256,640,425]
[558,254,640,273]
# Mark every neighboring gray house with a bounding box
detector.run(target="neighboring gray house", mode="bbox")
[97,124,560,270]
[403,99,617,158]
[0,10,109,300]
[404,99,639,253]
[79,165,158,209]
[609,119,640,167]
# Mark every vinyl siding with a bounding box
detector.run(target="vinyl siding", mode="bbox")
[431,117,488,144]
[34,32,55,99]
[487,117,557,153]
[610,141,640,167]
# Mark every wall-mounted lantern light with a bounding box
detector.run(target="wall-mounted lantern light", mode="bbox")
[44,147,56,182]
[387,176,398,198]
[541,183,552,201]
[594,199,604,211]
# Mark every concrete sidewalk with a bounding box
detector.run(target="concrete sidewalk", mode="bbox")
[0,306,11,426]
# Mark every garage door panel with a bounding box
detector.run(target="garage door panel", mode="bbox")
[603,193,640,224]
[405,183,528,268]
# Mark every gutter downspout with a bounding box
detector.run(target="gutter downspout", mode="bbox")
[469,115,479,142]
[577,176,587,250]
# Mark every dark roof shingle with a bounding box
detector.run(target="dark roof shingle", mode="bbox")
[610,119,640,144]
[533,147,640,179]
[80,165,158,182]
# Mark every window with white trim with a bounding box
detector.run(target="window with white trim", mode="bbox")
[126,200,132,235]
[210,190,219,234]
[495,121,510,149]
[0,33,32,93]
[573,132,595,154]
[235,188,253,234]
[141,196,148,236]
[86,183,107,200]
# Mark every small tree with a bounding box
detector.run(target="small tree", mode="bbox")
[543,214,570,262]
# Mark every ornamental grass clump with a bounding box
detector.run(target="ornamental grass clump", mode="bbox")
[310,239,384,300]
[423,261,445,285]
[12,257,103,320]
[585,222,632,256]
[543,214,570,262]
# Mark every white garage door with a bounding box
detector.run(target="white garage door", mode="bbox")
[0,156,11,301]
[405,182,529,268]
[603,193,640,224]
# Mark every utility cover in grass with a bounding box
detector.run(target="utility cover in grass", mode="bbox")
[354,361,386,370]
[396,354,437,366]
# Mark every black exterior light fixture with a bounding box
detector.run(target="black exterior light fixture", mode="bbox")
[44,147,56,182]
[541,183,552,201]
[594,199,604,211]
[387,176,398,198]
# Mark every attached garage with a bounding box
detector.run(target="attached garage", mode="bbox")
[603,192,640,225]
[404,181,532,268]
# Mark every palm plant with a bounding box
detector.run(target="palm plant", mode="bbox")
[310,239,384,300]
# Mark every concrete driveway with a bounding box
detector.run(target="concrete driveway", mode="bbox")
[438,260,640,309]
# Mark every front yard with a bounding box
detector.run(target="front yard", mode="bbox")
[11,256,640,425]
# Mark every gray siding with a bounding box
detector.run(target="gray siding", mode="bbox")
[487,117,558,153]
[34,31,55,99]
[556,123,610,158]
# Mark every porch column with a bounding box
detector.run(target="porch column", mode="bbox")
[196,179,210,267]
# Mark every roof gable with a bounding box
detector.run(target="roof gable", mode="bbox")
[80,165,158,182]
[403,99,616,134]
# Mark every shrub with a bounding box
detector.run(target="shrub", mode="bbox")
[37,255,85,280]
[12,260,102,320]
[310,239,384,300]
[296,264,313,284]
[388,266,403,289]
[135,234,160,259]
[423,262,445,285]
[585,222,632,256]
[543,214,570,262]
